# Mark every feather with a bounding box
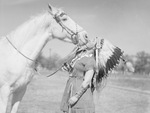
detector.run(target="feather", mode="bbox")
[110,57,116,67]
[97,38,123,78]
[106,59,113,71]
[113,47,123,61]
[108,58,115,69]
[115,47,123,57]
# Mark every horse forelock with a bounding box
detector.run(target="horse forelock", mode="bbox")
[56,8,65,15]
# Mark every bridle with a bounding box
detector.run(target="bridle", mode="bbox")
[51,11,86,45]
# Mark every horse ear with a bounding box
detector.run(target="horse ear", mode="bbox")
[48,3,53,11]
[48,3,57,15]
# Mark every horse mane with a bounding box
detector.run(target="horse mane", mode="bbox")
[5,11,53,47]
[13,11,51,35]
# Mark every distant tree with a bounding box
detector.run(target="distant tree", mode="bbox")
[47,53,61,70]
[144,64,150,74]
[114,54,135,73]
[36,54,48,68]
[36,53,61,70]
[114,61,126,73]
[134,51,150,73]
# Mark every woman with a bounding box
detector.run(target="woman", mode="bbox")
[60,49,96,113]
[60,37,134,113]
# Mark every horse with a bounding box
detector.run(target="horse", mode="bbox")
[0,4,88,113]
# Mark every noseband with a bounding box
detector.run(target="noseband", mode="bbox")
[52,12,85,45]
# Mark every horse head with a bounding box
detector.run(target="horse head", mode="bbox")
[48,4,89,46]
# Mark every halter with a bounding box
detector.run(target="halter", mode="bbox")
[52,11,85,45]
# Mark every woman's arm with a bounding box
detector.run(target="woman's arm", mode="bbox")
[82,69,94,88]
[68,69,94,106]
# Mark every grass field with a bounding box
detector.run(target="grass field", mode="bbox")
[18,71,150,113]
[108,73,150,91]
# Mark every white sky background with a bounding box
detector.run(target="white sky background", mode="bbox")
[0,0,150,58]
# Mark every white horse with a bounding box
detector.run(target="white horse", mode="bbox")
[0,4,88,113]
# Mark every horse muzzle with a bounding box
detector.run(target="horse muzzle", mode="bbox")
[77,31,89,46]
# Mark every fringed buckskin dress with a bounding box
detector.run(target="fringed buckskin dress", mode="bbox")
[60,54,96,113]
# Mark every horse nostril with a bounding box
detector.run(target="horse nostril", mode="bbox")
[85,34,88,39]
[84,34,89,43]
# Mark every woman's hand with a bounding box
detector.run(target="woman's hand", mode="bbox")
[62,63,73,72]
[68,95,78,106]
[68,70,94,106]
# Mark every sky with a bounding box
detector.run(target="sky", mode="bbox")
[0,0,150,58]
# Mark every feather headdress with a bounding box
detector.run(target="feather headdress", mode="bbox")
[95,37,123,83]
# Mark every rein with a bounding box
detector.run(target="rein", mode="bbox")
[6,36,36,63]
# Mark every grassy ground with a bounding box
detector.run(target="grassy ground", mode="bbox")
[18,71,68,113]
[108,73,150,91]
[18,71,150,113]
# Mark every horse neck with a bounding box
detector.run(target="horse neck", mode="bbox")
[7,12,53,61]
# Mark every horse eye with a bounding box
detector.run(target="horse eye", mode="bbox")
[62,18,67,21]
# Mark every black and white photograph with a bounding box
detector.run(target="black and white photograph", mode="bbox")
[0,0,150,113]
